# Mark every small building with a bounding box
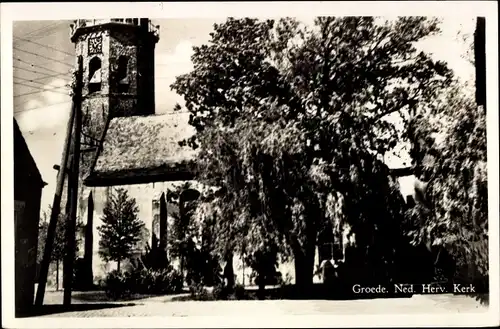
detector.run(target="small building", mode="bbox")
[14,119,46,315]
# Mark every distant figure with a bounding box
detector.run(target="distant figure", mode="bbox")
[320,259,338,285]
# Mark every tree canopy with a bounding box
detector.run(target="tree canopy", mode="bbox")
[37,206,83,264]
[406,81,488,284]
[171,17,462,287]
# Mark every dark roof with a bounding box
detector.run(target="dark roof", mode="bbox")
[14,119,46,188]
[85,114,198,186]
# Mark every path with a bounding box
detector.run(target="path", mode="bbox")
[34,291,487,317]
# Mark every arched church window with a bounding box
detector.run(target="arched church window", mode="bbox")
[88,56,102,93]
[117,55,129,93]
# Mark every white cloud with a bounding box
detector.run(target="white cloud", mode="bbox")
[155,40,195,113]
[15,78,72,132]
[416,17,476,84]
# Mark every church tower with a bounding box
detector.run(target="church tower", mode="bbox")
[67,19,160,285]
[70,18,160,177]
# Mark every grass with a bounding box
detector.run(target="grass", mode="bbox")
[72,291,156,302]
[71,288,193,303]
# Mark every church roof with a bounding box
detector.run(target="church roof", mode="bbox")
[84,113,198,186]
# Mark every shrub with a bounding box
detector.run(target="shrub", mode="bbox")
[209,282,249,301]
[103,267,183,300]
[189,282,213,301]
[103,270,130,300]
[153,268,184,294]
[211,283,229,300]
[233,284,247,300]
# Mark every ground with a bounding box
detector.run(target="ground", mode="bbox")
[28,290,487,317]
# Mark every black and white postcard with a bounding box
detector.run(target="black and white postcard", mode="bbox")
[1,1,498,328]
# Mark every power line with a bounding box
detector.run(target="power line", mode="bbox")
[14,97,42,108]
[14,37,74,57]
[13,66,70,81]
[14,99,72,114]
[14,79,70,91]
[14,90,69,108]
[14,46,73,68]
[15,77,70,89]
[14,83,71,98]
[20,22,61,39]
[15,22,67,44]
[14,57,70,75]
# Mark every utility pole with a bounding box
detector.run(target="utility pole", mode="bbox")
[474,17,486,110]
[34,80,77,307]
[63,56,84,306]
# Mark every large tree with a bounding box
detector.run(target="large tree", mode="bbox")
[171,17,453,288]
[167,183,223,287]
[98,188,144,272]
[405,82,488,286]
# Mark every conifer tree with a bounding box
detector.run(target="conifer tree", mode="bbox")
[98,188,144,272]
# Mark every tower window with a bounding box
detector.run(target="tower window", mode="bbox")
[88,57,102,93]
[117,55,129,93]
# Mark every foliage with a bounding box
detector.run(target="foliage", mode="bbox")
[136,226,151,254]
[212,283,250,300]
[72,257,91,291]
[233,283,247,300]
[188,282,213,301]
[132,243,168,271]
[171,17,453,286]
[211,283,228,300]
[102,266,183,300]
[166,183,199,260]
[37,206,84,264]
[97,188,145,271]
[406,83,488,284]
[245,245,282,287]
[102,270,129,300]
[167,183,223,287]
[189,282,250,301]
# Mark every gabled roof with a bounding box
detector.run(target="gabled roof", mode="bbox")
[84,113,198,186]
[14,119,46,188]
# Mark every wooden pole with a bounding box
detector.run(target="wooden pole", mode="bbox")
[83,191,94,289]
[34,94,76,307]
[63,57,84,306]
[474,17,486,109]
[242,253,245,287]
[159,192,168,266]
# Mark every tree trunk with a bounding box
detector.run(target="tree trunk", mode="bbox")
[117,259,121,272]
[181,255,184,276]
[224,252,234,288]
[257,266,266,300]
[56,260,59,291]
[293,244,315,298]
[242,259,245,286]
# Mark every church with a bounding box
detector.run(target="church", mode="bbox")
[66,18,201,282]
[64,18,285,285]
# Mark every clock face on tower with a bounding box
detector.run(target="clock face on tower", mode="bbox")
[88,36,102,55]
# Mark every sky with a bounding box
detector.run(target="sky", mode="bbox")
[11,17,476,211]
